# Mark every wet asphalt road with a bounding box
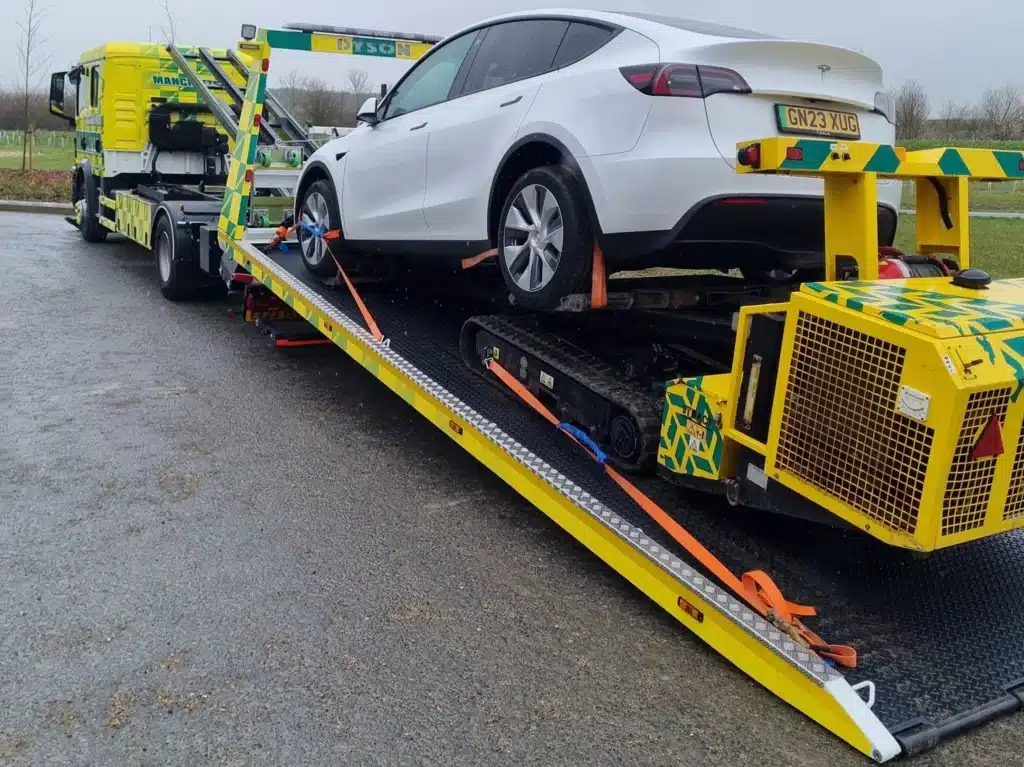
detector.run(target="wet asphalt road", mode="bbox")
[2,212,1020,766]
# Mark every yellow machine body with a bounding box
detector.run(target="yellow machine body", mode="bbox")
[658,137,1024,552]
[658,374,734,481]
[766,278,1024,551]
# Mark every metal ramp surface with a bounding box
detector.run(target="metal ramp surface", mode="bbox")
[231,243,1024,760]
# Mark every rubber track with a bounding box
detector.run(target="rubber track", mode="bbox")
[462,314,665,470]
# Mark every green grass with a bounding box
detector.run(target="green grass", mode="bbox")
[895,215,1024,279]
[901,139,1024,152]
[0,130,75,171]
[899,180,1024,213]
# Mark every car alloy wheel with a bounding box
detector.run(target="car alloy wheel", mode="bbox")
[502,183,564,293]
[300,190,331,268]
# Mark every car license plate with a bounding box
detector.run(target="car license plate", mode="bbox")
[775,104,861,139]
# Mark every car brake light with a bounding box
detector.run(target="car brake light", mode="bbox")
[619,64,750,98]
[653,64,702,97]
[697,66,751,97]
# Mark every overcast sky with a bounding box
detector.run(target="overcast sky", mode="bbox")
[3,0,1016,109]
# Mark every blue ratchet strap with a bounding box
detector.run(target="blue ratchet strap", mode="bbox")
[557,422,608,465]
[299,220,326,238]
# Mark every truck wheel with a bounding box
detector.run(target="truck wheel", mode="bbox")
[154,214,195,301]
[497,165,592,312]
[297,179,345,278]
[75,173,107,243]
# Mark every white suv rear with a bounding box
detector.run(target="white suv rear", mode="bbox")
[295,9,902,309]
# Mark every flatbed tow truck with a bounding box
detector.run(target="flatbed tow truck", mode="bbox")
[54,23,1024,762]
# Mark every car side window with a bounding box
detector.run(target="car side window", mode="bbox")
[460,20,570,95]
[552,22,614,68]
[384,31,478,119]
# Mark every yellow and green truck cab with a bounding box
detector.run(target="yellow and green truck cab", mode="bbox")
[49,42,249,180]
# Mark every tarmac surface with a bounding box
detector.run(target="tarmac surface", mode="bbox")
[2,212,1021,766]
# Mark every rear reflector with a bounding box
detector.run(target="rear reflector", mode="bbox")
[786,147,803,161]
[972,414,1005,461]
[620,63,750,98]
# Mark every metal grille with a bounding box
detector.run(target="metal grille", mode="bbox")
[942,388,1011,535]
[777,311,934,535]
[1004,438,1024,522]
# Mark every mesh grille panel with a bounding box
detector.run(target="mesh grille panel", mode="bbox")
[942,388,1011,536]
[1004,438,1024,522]
[777,311,934,535]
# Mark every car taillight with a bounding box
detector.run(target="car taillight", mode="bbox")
[619,63,751,98]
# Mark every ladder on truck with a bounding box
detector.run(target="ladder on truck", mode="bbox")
[166,45,314,157]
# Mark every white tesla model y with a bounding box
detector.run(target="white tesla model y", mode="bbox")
[294,9,901,309]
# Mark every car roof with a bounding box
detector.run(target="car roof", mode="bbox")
[453,8,774,40]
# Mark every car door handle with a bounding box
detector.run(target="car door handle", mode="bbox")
[409,122,427,131]
[499,95,523,108]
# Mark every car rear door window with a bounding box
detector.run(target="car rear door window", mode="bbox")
[461,20,570,95]
[552,22,614,68]
[385,31,478,118]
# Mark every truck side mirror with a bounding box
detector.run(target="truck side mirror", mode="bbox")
[357,96,379,126]
[49,71,73,123]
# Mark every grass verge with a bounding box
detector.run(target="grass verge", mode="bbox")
[894,215,1024,278]
[900,181,1024,214]
[0,169,69,203]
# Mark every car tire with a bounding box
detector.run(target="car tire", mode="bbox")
[297,179,345,278]
[154,213,196,301]
[497,165,593,312]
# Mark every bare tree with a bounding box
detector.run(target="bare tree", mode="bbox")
[979,84,1024,140]
[893,79,929,141]
[157,0,177,45]
[938,100,973,138]
[285,76,343,126]
[16,0,50,171]
[276,69,306,113]
[346,68,370,96]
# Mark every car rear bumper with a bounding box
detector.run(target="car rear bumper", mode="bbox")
[598,193,899,270]
[579,151,902,269]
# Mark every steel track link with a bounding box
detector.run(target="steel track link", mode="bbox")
[460,314,665,471]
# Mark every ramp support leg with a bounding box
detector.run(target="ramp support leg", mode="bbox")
[823,172,879,281]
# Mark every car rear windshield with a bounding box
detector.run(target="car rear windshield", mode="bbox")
[612,12,777,40]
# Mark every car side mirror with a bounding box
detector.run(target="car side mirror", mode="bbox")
[356,96,379,126]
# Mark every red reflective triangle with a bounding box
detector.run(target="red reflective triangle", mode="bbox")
[972,414,1005,461]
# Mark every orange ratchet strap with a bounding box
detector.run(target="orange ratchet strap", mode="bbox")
[461,248,497,270]
[484,357,856,670]
[303,229,385,345]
